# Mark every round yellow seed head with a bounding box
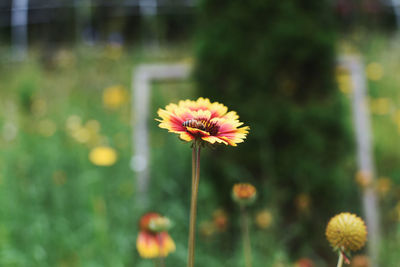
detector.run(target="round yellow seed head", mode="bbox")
[326,212,367,252]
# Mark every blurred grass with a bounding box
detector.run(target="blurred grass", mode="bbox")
[0,45,289,267]
[1,34,400,266]
[0,45,197,267]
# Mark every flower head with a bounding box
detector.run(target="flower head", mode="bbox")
[325,213,367,252]
[255,209,273,229]
[232,183,257,206]
[136,213,176,259]
[156,97,249,146]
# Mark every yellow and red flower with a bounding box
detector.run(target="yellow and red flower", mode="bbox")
[156,97,249,146]
[136,213,176,259]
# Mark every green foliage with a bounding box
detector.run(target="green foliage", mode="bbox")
[0,46,288,267]
[0,47,196,266]
[195,0,356,261]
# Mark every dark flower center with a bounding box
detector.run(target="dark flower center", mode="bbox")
[182,119,219,135]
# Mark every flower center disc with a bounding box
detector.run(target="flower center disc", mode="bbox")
[182,119,219,136]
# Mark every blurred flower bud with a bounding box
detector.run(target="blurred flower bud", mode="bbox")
[255,209,273,229]
[148,216,172,232]
[213,209,228,232]
[232,183,257,206]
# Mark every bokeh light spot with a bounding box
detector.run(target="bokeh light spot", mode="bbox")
[89,146,117,166]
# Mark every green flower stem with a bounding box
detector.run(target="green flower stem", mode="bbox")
[156,233,165,267]
[159,257,165,267]
[154,257,165,267]
[337,251,344,267]
[191,145,196,188]
[240,206,252,267]
[187,145,201,267]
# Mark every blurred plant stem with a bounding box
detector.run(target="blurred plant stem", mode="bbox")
[337,251,343,267]
[240,206,252,267]
[154,257,165,267]
[158,257,165,267]
[156,233,166,267]
[187,144,201,267]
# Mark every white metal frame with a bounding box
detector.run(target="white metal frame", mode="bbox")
[131,63,191,206]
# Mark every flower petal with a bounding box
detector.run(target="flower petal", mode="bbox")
[136,231,176,259]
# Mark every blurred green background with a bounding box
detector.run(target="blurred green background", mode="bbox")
[1,0,400,266]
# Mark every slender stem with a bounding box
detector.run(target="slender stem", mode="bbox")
[337,251,344,267]
[240,206,251,267]
[157,233,165,267]
[191,145,196,188]
[159,257,165,267]
[187,145,201,267]
[241,206,252,267]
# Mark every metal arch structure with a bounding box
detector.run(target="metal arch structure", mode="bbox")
[131,63,191,208]
[338,55,380,267]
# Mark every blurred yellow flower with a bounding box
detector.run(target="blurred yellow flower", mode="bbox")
[355,171,372,188]
[103,85,128,109]
[326,213,367,252]
[336,67,353,94]
[366,62,383,81]
[66,116,103,145]
[370,98,391,115]
[37,119,57,137]
[376,177,392,196]
[89,146,117,166]
[255,209,273,229]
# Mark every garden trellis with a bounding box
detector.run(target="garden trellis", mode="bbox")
[339,56,381,267]
[131,63,191,208]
